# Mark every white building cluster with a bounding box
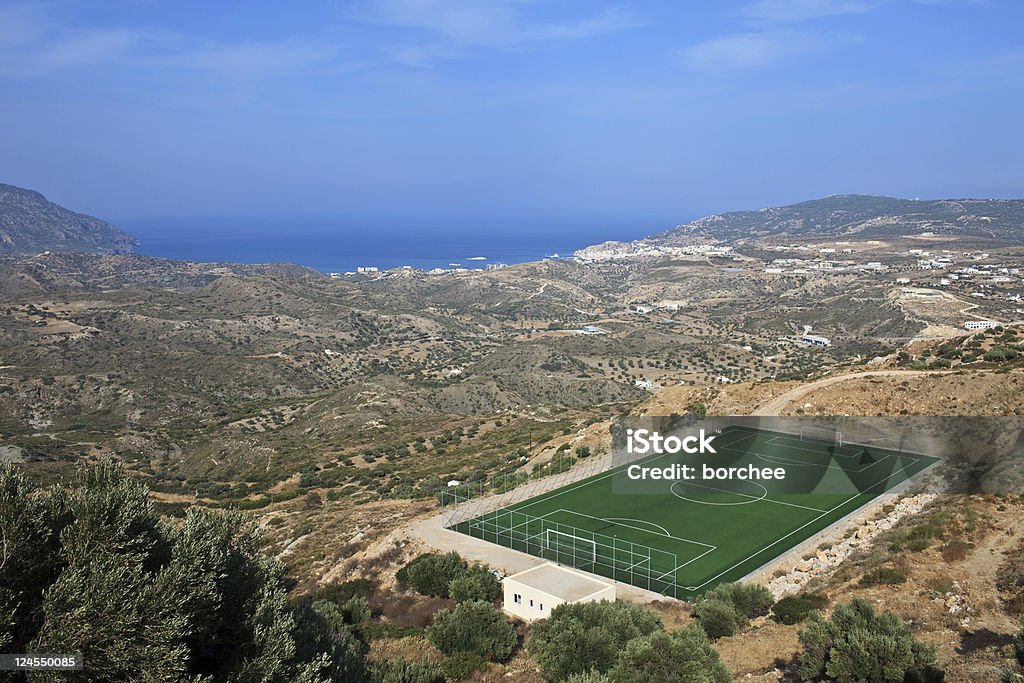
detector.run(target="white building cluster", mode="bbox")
[573,240,734,262]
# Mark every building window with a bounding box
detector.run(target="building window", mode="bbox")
[529,599,534,607]
[539,604,544,611]
[513,594,521,604]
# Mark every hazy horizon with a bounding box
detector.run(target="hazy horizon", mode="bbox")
[2,0,1023,232]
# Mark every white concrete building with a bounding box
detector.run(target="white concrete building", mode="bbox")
[801,334,832,347]
[964,320,1001,331]
[502,563,615,622]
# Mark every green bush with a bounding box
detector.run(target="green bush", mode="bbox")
[607,626,730,683]
[772,593,828,625]
[703,582,775,619]
[798,598,942,682]
[440,651,488,680]
[370,658,445,683]
[342,595,371,624]
[396,552,465,598]
[985,347,1019,362]
[692,598,739,640]
[564,672,612,683]
[0,460,354,681]
[528,600,662,680]
[448,565,500,603]
[425,601,516,662]
[292,600,368,682]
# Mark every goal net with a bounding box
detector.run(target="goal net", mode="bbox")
[799,425,843,447]
[544,529,597,564]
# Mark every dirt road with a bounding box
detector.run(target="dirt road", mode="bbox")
[752,369,955,416]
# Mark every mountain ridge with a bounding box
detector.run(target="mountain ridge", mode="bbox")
[0,183,139,256]
[645,193,1024,245]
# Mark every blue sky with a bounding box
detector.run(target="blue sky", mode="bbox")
[0,0,1021,232]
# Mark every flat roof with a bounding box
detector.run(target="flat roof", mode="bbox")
[505,563,613,602]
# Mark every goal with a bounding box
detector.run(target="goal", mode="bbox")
[544,529,598,564]
[799,425,843,447]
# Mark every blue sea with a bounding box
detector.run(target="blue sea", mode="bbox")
[119,216,657,273]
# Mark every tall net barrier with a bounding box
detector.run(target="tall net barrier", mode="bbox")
[451,508,680,597]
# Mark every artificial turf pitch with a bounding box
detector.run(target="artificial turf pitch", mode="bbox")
[451,425,938,597]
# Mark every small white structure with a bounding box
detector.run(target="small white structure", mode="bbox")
[801,334,832,347]
[964,320,1001,330]
[502,563,615,622]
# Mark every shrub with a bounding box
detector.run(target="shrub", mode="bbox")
[703,582,775,619]
[342,595,370,625]
[565,672,612,683]
[859,566,907,586]
[607,625,731,683]
[0,460,353,681]
[798,598,942,682]
[985,347,1019,362]
[528,601,662,680]
[941,540,971,562]
[448,565,500,604]
[425,601,516,662]
[772,593,828,626]
[1014,620,1024,667]
[292,600,368,683]
[370,658,445,683]
[396,552,465,598]
[692,598,739,640]
[440,651,488,680]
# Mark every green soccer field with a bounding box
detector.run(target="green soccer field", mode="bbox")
[451,425,939,597]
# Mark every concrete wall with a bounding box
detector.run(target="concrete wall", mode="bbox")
[502,579,615,622]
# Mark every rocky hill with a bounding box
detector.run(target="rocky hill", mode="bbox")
[0,183,139,256]
[0,252,324,297]
[648,194,1024,245]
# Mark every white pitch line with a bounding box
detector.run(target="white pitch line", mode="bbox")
[679,461,912,592]
[674,479,827,512]
[512,429,753,513]
[604,517,672,537]
[551,508,716,549]
[753,451,893,473]
[762,435,861,459]
[673,545,718,570]
[624,557,651,572]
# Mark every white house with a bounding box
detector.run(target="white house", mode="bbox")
[502,563,615,622]
[801,334,832,347]
[964,320,1001,331]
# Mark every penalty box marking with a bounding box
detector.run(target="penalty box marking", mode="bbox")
[534,509,720,573]
[678,461,910,592]
[733,433,870,461]
[548,508,716,550]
